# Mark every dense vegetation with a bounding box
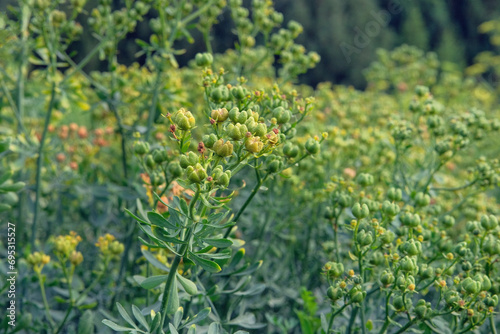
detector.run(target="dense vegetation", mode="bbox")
[0,1,499,334]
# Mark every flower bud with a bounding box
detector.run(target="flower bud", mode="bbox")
[305,138,320,154]
[419,264,434,279]
[69,251,84,266]
[352,203,369,219]
[150,172,165,186]
[380,230,395,244]
[415,299,431,319]
[186,163,208,183]
[393,295,406,311]
[444,290,460,306]
[485,295,499,307]
[228,107,248,123]
[474,274,492,291]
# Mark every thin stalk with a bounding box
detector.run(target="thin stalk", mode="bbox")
[37,273,55,330]
[31,83,56,248]
[490,316,497,334]
[223,173,269,238]
[158,188,200,331]
[327,304,349,332]
[393,318,417,334]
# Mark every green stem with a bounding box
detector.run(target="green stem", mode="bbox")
[31,83,56,248]
[158,188,200,331]
[327,304,349,332]
[223,174,268,238]
[393,318,417,334]
[490,315,497,334]
[38,273,55,330]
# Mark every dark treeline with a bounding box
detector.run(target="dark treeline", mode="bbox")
[3,0,499,88]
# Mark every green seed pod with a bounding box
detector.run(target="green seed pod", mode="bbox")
[211,108,229,123]
[474,274,492,291]
[462,277,481,294]
[441,215,455,228]
[461,261,473,272]
[168,162,183,178]
[380,270,395,286]
[195,52,213,67]
[324,262,344,278]
[415,299,430,319]
[202,133,218,148]
[211,86,230,102]
[305,138,320,155]
[387,187,402,202]
[401,239,422,256]
[173,108,196,130]
[480,214,498,231]
[327,286,343,301]
[216,171,231,188]
[272,106,291,124]
[186,163,207,183]
[324,206,335,220]
[283,142,299,158]
[466,220,481,234]
[226,123,248,141]
[393,295,406,311]
[253,123,267,137]
[267,159,282,173]
[356,230,373,247]
[380,230,395,244]
[213,139,234,157]
[245,136,264,153]
[231,86,247,100]
[357,173,374,187]
[134,141,150,155]
[400,257,418,273]
[401,212,420,228]
[454,242,469,258]
[153,149,168,164]
[180,152,199,169]
[51,10,66,27]
[228,107,248,124]
[482,237,500,255]
[352,203,369,219]
[485,295,499,307]
[419,264,434,279]
[382,201,400,217]
[415,85,429,97]
[437,238,453,253]
[414,192,431,207]
[338,194,352,208]
[145,155,155,169]
[349,286,366,304]
[444,290,460,306]
[370,251,385,266]
[150,172,165,186]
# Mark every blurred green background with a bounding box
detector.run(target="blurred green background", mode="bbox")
[2,0,499,88]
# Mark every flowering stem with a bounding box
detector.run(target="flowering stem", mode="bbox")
[37,273,55,330]
[31,82,56,248]
[158,187,200,332]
